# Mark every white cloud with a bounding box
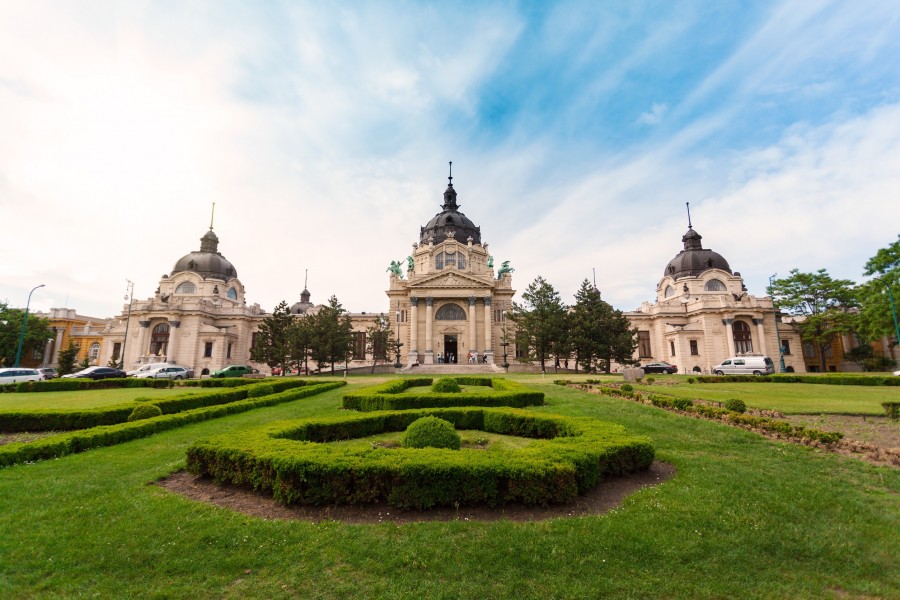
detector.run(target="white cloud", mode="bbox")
[636,103,668,125]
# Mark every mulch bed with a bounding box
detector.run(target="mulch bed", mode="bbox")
[156,461,675,524]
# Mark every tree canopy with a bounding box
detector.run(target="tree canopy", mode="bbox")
[507,276,568,371]
[569,280,637,372]
[365,314,395,373]
[0,302,53,367]
[307,295,354,374]
[250,300,294,373]
[857,235,900,345]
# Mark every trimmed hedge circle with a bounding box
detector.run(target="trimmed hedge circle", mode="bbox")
[186,407,654,509]
[431,378,462,393]
[402,416,461,449]
[128,404,162,422]
[342,377,544,411]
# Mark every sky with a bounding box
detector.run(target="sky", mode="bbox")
[2,0,900,319]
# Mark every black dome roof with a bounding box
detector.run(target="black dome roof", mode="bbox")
[419,181,481,245]
[664,227,731,279]
[171,229,238,280]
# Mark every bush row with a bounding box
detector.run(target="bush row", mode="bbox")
[342,377,544,411]
[0,382,345,467]
[0,379,315,432]
[585,385,844,445]
[883,402,900,420]
[693,374,900,386]
[0,376,259,394]
[187,406,654,509]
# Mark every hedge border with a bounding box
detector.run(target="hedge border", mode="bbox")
[342,377,545,411]
[0,381,345,467]
[186,406,654,509]
[693,374,900,386]
[0,378,316,432]
[1,376,257,394]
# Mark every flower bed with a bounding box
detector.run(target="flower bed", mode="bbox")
[342,377,544,411]
[186,407,653,509]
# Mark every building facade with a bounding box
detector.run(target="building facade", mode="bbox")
[25,308,111,369]
[625,224,806,374]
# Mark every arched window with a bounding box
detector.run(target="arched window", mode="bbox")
[664,285,675,298]
[227,287,238,301]
[434,251,466,270]
[149,323,170,356]
[89,343,100,361]
[175,282,196,294]
[435,303,466,320]
[733,321,752,354]
[705,279,727,292]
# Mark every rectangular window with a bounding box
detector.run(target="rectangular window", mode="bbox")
[638,331,652,358]
[781,340,791,355]
[802,342,816,358]
[227,342,233,359]
[112,342,121,360]
[689,340,699,355]
[669,340,676,356]
[352,332,366,360]
[204,342,213,358]
[823,342,833,358]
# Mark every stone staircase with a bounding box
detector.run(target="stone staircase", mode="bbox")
[401,363,505,375]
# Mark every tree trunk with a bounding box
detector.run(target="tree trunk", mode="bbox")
[817,342,828,372]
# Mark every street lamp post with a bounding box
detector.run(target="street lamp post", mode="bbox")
[119,280,135,370]
[500,303,509,371]
[884,278,900,356]
[394,304,403,369]
[14,284,46,367]
[768,274,787,373]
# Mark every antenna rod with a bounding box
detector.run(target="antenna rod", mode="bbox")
[593,268,597,288]
[686,202,692,229]
[304,269,308,289]
[448,161,453,183]
[210,202,216,230]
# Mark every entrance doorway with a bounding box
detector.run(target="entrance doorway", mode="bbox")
[443,335,458,363]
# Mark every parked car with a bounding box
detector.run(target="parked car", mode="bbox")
[36,367,58,379]
[127,363,175,377]
[713,355,775,376]
[0,368,44,385]
[640,361,678,374]
[61,366,128,380]
[210,365,257,378]
[134,366,191,380]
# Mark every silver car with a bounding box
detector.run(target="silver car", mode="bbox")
[0,368,44,384]
[135,366,191,380]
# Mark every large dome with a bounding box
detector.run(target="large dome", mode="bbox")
[171,229,238,280]
[419,180,481,245]
[664,227,731,279]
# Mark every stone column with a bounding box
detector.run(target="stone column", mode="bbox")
[752,318,766,355]
[51,327,64,365]
[137,321,151,362]
[722,318,736,356]
[424,298,433,364]
[483,297,493,363]
[410,298,419,357]
[41,338,53,367]
[468,297,477,360]
[167,321,181,363]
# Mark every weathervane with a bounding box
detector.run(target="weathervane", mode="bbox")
[448,161,453,185]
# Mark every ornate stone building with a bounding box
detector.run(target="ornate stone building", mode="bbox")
[625,223,805,374]
[101,227,267,375]
[381,174,515,365]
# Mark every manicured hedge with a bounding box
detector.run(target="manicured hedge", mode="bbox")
[0,376,261,394]
[0,378,316,432]
[883,402,900,420]
[693,374,900,386]
[342,377,544,411]
[186,407,654,509]
[0,381,345,467]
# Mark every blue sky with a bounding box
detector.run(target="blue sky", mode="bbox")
[2,1,899,318]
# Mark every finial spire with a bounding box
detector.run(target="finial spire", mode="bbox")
[304,269,308,290]
[593,268,597,289]
[686,202,692,230]
[448,161,453,185]
[210,202,216,230]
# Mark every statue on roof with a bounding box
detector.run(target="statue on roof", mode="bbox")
[497,261,514,278]
[406,255,414,271]
[387,260,404,278]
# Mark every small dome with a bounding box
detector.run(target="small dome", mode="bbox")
[419,179,481,245]
[291,287,313,315]
[664,227,731,279]
[171,228,238,280]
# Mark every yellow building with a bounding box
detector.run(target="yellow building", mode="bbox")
[29,308,111,368]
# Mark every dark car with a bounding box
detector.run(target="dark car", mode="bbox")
[640,361,678,374]
[62,366,128,380]
[210,365,257,378]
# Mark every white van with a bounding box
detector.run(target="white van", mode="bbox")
[713,356,775,376]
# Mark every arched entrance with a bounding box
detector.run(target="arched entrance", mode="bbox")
[443,334,458,363]
[149,323,170,357]
[733,320,752,354]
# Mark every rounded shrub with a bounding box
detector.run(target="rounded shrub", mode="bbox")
[687,377,696,384]
[401,416,461,450]
[127,404,162,422]
[431,377,462,393]
[646,377,655,384]
[621,383,634,393]
[248,384,275,398]
[724,398,747,413]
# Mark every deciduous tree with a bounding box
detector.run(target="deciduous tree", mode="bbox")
[856,235,900,348]
[365,314,395,373]
[0,302,53,367]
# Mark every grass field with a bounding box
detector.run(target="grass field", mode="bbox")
[634,379,899,414]
[0,386,200,410]
[1,375,898,598]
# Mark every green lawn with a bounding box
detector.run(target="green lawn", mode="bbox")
[0,386,200,410]
[637,380,899,414]
[1,375,897,598]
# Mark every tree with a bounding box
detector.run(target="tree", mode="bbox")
[57,342,79,376]
[0,302,53,367]
[365,314,395,373]
[287,317,313,375]
[856,235,900,346]
[569,280,638,373]
[770,269,857,372]
[507,276,567,372]
[250,301,294,374]
[308,295,354,374]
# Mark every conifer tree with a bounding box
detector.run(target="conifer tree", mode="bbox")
[251,300,294,374]
[507,276,567,371]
